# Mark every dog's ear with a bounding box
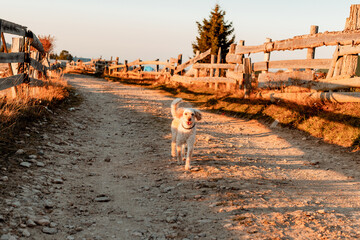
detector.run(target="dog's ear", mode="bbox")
[176,108,184,119]
[194,109,202,121]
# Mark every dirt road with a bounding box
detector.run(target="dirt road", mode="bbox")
[1,74,360,239]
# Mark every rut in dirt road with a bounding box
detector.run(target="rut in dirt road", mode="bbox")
[1,74,360,240]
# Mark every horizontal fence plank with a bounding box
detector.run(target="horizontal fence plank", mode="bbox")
[253,59,332,71]
[0,52,26,63]
[338,45,360,55]
[109,61,174,70]
[171,75,236,84]
[193,63,236,70]
[260,92,360,103]
[30,58,46,72]
[258,71,313,89]
[236,30,360,54]
[312,76,360,91]
[0,19,27,36]
[226,71,243,81]
[0,73,26,91]
[225,54,243,64]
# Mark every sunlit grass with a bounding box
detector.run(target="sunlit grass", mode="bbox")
[0,75,69,135]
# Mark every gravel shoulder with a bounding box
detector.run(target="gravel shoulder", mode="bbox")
[1,74,360,239]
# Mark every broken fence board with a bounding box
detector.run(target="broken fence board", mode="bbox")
[174,48,211,74]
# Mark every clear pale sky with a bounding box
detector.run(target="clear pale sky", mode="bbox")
[2,0,359,62]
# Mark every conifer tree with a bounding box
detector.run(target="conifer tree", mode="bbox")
[192,4,235,63]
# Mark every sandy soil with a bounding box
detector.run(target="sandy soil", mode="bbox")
[1,74,360,240]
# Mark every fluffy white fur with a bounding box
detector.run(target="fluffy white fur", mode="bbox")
[171,98,202,170]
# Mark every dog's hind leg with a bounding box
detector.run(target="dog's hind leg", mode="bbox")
[171,129,177,157]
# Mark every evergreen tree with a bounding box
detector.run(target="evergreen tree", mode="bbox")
[192,4,235,63]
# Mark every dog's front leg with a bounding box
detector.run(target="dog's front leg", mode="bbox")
[176,144,182,165]
[185,145,193,170]
[181,144,186,161]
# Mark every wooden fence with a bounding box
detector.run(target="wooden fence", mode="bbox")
[66,4,360,103]
[0,18,61,97]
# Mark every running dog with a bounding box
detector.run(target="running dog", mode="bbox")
[171,98,202,170]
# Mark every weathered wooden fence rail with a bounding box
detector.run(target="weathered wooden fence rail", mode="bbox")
[0,18,62,96]
[67,4,360,103]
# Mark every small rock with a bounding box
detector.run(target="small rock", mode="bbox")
[0,215,4,222]
[26,219,36,227]
[35,218,50,226]
[44,200,54,209]
[166,216,177,223]
[19,228,31,237]
[20,162,31,168]
[15,149,25,155]
[1,176,8,182]
[11,201,21,208]
[50,222,57,228]
[36,162,45,167]
[0,233,17,240]
[42,227,57,235]
[28,155,37,159]
[310,160,320,165]
[191,167,200,172]
[52,178,64,184]
[94,195,111,202]
[104,156,111,162]
[162,187,174,193]
[317,209,326,214]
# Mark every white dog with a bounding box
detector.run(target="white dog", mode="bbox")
[171,98,202,170]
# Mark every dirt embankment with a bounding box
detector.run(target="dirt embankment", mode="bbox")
[1,74,360,240]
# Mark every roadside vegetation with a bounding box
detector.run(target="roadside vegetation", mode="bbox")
[0,75,74,155]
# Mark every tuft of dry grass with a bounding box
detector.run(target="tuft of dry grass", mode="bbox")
[0,76,70,138]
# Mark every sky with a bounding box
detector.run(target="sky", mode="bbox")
[1,0,360,63]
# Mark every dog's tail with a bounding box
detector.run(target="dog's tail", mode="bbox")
[171,98,182,118]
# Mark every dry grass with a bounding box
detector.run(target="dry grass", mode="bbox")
[0,75,70,138]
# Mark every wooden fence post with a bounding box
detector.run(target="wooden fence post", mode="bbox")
[306,25,318,71]
[10,37,25,99]
[244,58,252,98]
[328,6,360,78]
[1,33,14,76]
[215,47,221,77]
[263,38,272,74]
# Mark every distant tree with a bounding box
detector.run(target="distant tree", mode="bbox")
[192,4,235,63]
[38,35,55,53]
[49,53,58,59]
[58,50,73,61]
